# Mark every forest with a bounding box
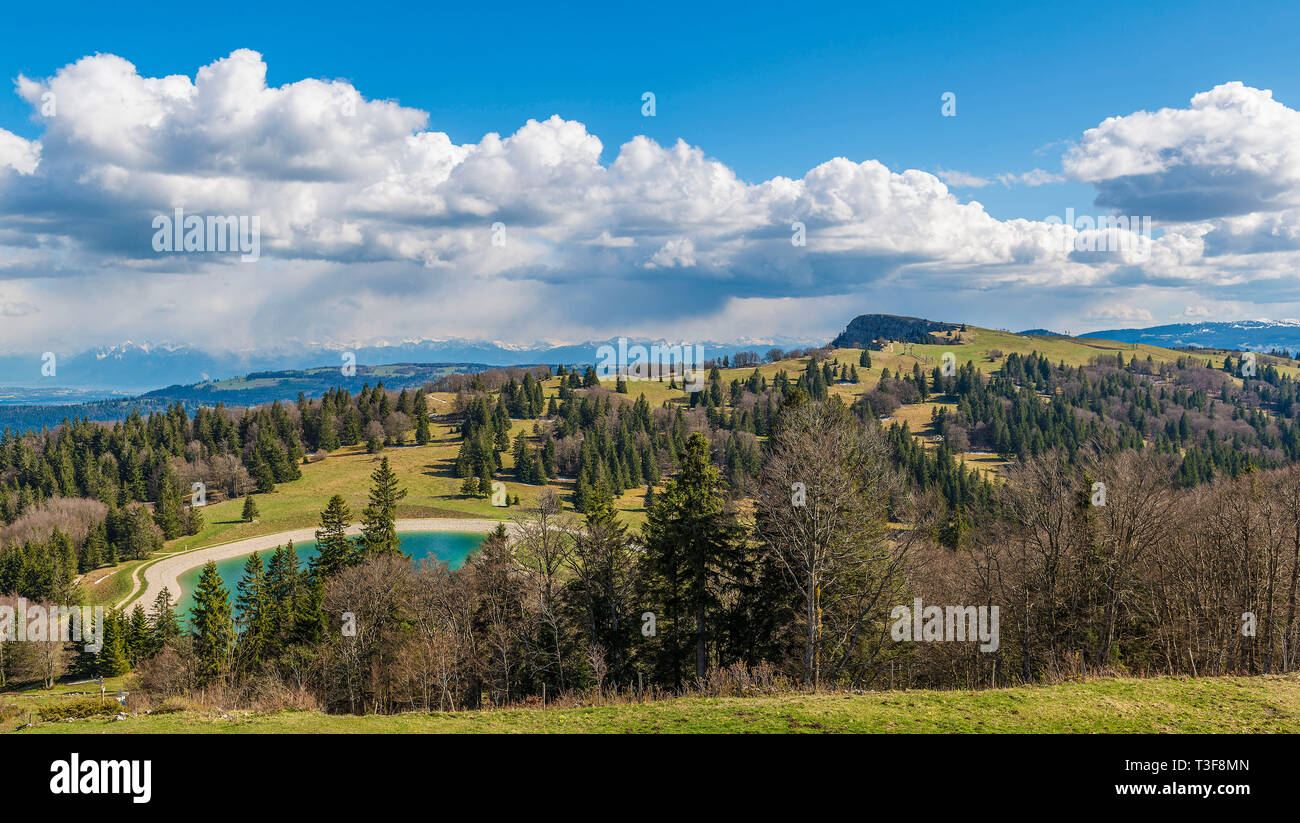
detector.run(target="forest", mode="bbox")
[1,347,1299,710]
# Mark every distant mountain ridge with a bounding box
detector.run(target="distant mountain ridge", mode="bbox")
[20,315,1300,420]
[0,363,488,431]
[0,335,817,394]
[1081,320,1300,354]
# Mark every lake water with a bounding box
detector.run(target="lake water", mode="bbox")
[174,530,486,621]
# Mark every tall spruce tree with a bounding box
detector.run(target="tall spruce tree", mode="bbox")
[79,524,107,573]
[190,561,234,683]
[234,551,271,663]
[360,457,407,557]
[149,587,181,652]
[153,462,185,539]
[265,543,303,649]
[641,432,747,686]
[414,389,431,446]
[314,495,355,577]
[125,605,150,665]
[292,573,328,646]
[98,609,131,677]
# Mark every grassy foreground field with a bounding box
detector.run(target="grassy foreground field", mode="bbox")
[9,674,1299,734]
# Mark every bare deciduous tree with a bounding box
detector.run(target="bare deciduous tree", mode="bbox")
[754,399,905,688]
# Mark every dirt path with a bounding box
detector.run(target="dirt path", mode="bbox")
[127,518,511,611]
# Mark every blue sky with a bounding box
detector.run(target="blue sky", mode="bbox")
[7,0,1298,221]
[2,1,1300,351]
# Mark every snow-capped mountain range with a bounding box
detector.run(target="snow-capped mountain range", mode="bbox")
[1080,319,1300,354]
[0,335,820,395]
[8,319,1298,400]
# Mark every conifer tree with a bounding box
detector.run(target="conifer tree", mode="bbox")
[642,432,747,686]
[242,494,259,522]
[181,502,204,536]
[79,524,107,573]
[318,409,339,452]
[265,544,302,647]
[235,551,271,660]
[360,457,407,557]
[292,572,327,646]
[191,560,234,683]
[149,587,181,652]
[126,605,150,665]
[250,453,276,493]
[314,495,354,577]
[98,609,131,677]
[122,505,163,561]
[154,463,185,539]
[414,389,431,445]
[50,529,78,602]
[541,436,556,478]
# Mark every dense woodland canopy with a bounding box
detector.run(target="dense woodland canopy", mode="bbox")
[3,346,1300,707]
[0,380,436,599]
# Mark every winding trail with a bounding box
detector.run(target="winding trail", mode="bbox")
[124,518,511,611]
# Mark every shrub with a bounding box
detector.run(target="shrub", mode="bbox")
[151,696,198,714]
[698,661,791,697]
[37,696,118,721]
[861,390,901,417]
[135,646,191,695]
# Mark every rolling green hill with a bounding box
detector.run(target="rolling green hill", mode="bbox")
[78,321,1299,609]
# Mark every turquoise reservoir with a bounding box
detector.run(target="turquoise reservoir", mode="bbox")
[174,530,485,622]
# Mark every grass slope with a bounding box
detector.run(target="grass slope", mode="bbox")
[9,674,1298,734]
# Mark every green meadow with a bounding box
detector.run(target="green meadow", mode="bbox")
[8,674,1298,734]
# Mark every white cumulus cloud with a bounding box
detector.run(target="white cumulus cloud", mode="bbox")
[1,54,1300,351]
